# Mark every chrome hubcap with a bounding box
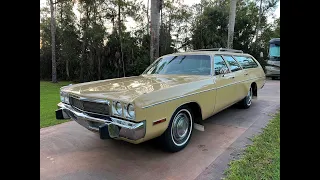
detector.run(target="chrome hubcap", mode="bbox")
[171,110,192,146]
[247,87,252,106]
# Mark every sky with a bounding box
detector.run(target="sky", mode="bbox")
[40,0,280,29]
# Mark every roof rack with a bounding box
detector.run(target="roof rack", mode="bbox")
[192,48,243,53]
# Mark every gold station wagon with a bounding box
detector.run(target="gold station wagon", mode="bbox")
[56,48,266,152]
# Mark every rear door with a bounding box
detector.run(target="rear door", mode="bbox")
[233,55,260,98]
[233,55,259,79]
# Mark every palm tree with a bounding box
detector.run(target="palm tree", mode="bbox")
[150,0,161,63]
[50,0,57,83]
[227,0,237,49]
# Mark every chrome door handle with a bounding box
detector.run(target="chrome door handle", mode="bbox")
[228,76,235,79]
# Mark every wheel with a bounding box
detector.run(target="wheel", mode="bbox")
[239,86,253,109]
[160,106,194,152]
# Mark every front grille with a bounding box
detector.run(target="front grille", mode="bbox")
[70,97,110,115]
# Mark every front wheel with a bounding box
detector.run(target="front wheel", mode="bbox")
[160,106,194,152]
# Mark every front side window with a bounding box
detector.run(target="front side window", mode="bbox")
[233,56,258,69]
[222,55,242,72]
[143,55,211,75]
[213,55,229,75]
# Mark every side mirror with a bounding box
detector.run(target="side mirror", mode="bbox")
[260,52,264,58]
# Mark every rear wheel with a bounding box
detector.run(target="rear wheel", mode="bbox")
[239,86,253,109]
[161,106,193,152]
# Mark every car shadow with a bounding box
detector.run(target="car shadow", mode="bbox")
[97,102,250,154]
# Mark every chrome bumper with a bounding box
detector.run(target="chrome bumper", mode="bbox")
[265,66,280,77]
[56,102,146,140]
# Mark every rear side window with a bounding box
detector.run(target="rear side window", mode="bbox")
[222,55,242,72]
[233,56,258,69]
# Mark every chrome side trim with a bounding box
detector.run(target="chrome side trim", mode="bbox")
[142,76,264,109]
[143,87,218,109]
[58,102,143,130]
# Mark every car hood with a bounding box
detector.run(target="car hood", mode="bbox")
[62,74,210,104]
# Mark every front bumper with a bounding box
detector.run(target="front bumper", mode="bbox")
[56,102,146,141]
[265,66,280,77]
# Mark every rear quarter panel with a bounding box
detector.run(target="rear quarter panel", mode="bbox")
[242,55,266,85]
[251,56,266,89]
[241,68,265,98]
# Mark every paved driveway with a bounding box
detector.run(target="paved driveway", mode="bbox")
[40,80,280,180]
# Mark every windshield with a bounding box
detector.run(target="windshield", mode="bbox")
[143,55,211,75]
[269,43,280,58]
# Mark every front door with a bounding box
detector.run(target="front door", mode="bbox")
[221,55,246,101]
[212,55,237,113]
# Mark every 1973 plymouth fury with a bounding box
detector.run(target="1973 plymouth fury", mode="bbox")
[56,48,266,152]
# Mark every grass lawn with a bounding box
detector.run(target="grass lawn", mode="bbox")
[224,111,280,180]
[40,81,72,128]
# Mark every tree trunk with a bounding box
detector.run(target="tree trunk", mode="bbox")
[166,15,172,53]
[112,17,116,32]
[200,4,203,48]
[131,48,134,64]
[50,0,57,83]
[160,6,164,55]
[80,36,86,82]
[147,0,150,35]
[118,0,125,77]
[60,1,63,22]
[255,0,263,41]
[117,59,120,77]
[150,0,160,63]
[227,0,237,49]
[80,9,90,82]
[66,59,69,79]
[184,21,188,51]
[97,48,101,80]
[80,30,86,82]
[89,48,93,79]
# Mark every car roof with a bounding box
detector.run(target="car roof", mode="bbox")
[162,50,252,58]
[269,38,280,45]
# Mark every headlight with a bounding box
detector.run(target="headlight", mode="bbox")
[65,94,70,104]
[60,91,65,102]
[112,101,123,116]
[60,91,69,104]
[116,102,122,114]
[125,104,135,119]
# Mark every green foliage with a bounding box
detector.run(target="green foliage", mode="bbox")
[40,81,72,128]
[191,5,229,49]
[224,112,280,180]
[40,0,279,82]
